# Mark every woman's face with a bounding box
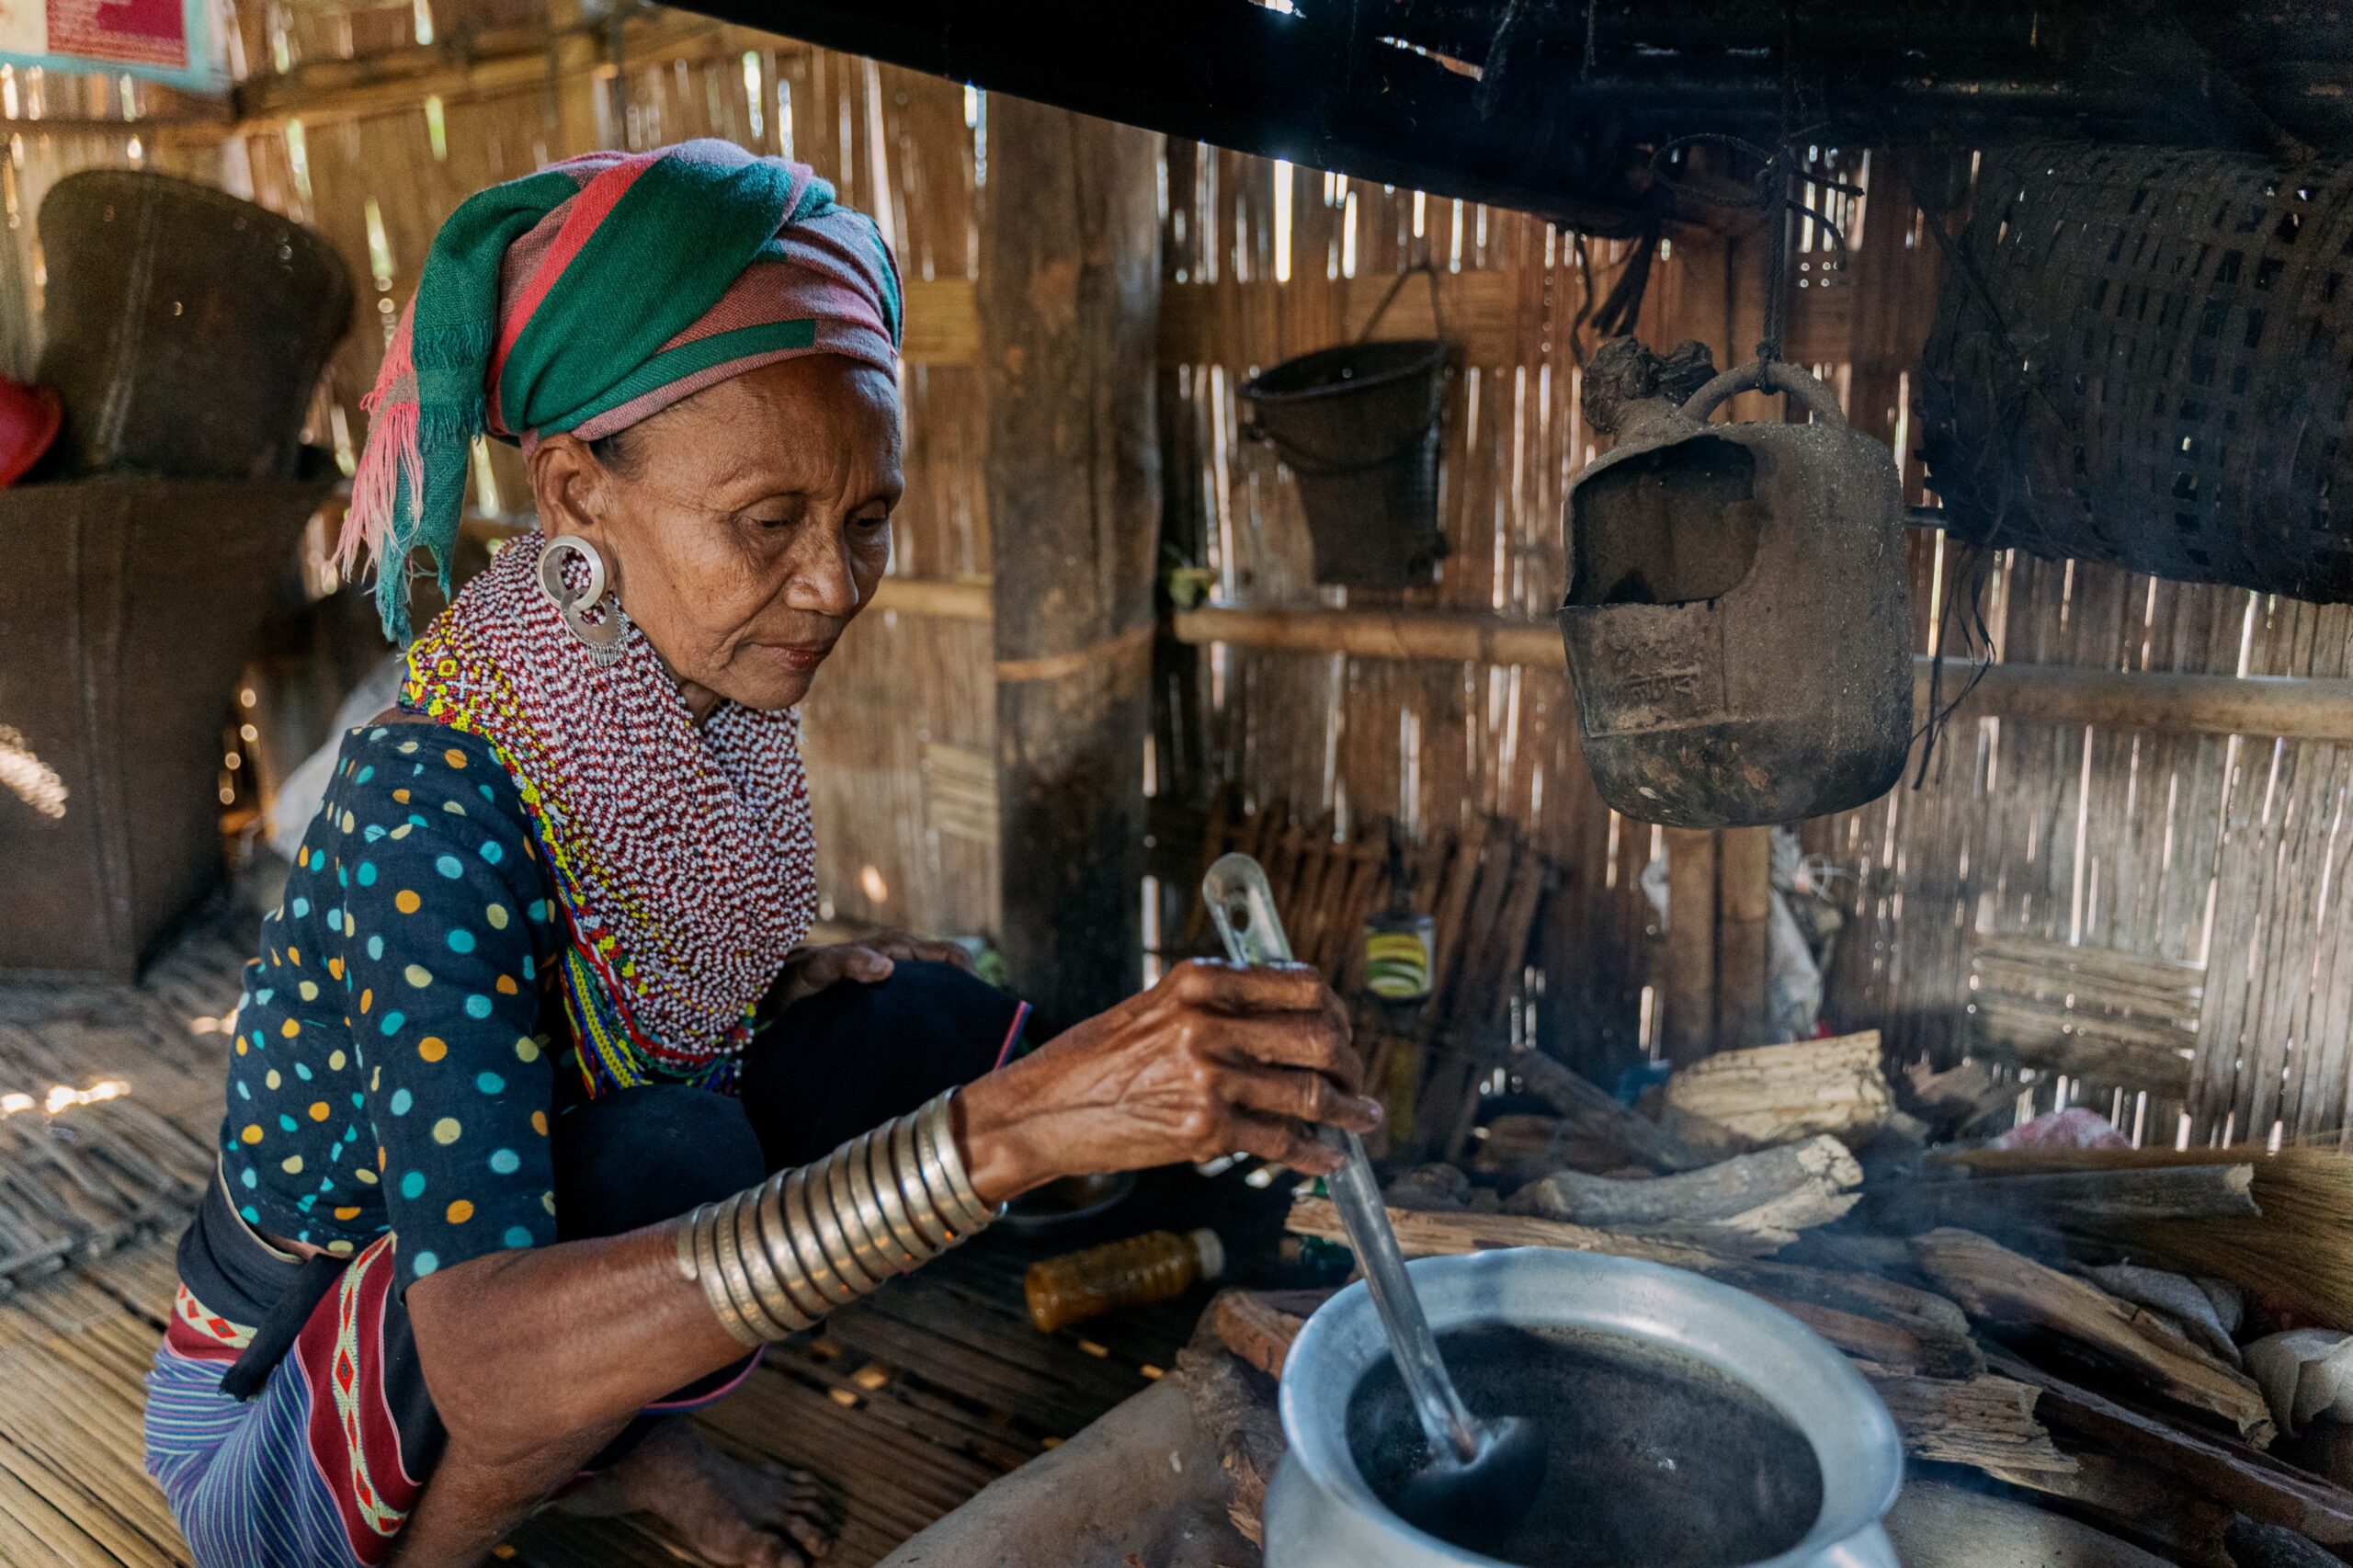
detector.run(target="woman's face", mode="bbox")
[528,355,903,717]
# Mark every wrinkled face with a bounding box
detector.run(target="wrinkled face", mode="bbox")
[527,355,902,717]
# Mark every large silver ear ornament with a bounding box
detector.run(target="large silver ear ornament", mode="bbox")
[538,535,630,667]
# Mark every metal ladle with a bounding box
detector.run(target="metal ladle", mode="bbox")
[1203,853,1546,1547]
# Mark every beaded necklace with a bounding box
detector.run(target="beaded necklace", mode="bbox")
[403,534,816,1096]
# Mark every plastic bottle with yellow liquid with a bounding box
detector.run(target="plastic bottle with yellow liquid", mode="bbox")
[1023,1228,1226,1334]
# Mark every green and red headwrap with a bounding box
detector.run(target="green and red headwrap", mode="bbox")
[341,139,904,642]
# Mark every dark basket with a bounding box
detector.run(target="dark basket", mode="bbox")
[1243,336,1450,589]
[36,170,353,482]
[1917,143,2353,602]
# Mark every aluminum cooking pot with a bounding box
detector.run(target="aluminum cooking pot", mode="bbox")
[1264,1247,1903,1568]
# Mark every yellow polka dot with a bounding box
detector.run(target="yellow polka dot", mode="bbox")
[432,1118,461,1145]
[541,1192,556,1215]
[447,1199,475,1224]
[397,742,417,756]
[530,1109,549,1137]
[340,812,356,833]
[328,957,345,980]
[309,1101,331,1121]
[377,1146,389,1169]
[279,1018,301,1039]
[495,974,519,995]
[395,890,421,915]
[444,748,468,769]
[327,1239,355,1256]
[370,1067,381,1090]
[281,1155,304,1175]
[486,903,509,930]
[391,824,413,840]
[514,1037,540,1063]
[359,988,372,1014]
[392,789,411,803]
[240,1124,264,1144]
[235,1040,248,1055]
[288,947,301,965]
[298,980,319,1001]
[328,1050,347,1071]
[334,1206,361,1221]
[405,964,434,988]
[354,1166,378,1185]
[344,913,357,937]
[418,1037,448,1062]
[265,1069,282,1090]
[442,801,466,816]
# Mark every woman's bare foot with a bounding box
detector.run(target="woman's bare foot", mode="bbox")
[555,1417,837,1566]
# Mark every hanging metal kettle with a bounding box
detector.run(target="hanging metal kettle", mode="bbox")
[1557,359,1912,828]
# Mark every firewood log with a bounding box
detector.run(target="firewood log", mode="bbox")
[1284,1197,1755,1266]
[1915,1228,2276,1446]
[2224,1518,2345,1568]
[1865,1165,2261,1235]
[1659,1031,1894,1154]
[1989,1352,2353,1544]
[1505,1133,1861,1249]
[1862,1369,2076,1473]
[1990,1450,2239,1568]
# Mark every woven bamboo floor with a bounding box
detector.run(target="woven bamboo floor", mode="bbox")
[0,895,1197,1568]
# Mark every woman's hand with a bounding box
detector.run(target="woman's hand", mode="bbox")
[770,929,974,1009]
[954,960,1377,1203]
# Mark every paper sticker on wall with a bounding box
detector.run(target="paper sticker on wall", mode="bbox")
[0,0,225,93]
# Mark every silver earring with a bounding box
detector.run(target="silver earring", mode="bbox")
[538,535,630,667]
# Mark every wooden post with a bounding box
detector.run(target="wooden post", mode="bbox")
[1662,826,1719,1067]
[1716,826,1774,1051]
[981,98,1163,1031]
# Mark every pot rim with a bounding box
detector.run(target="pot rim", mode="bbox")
[1275,1246,1904,1568]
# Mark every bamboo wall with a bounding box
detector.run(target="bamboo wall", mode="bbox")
[7,3,2351,1146]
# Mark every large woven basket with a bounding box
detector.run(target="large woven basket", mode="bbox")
[1916,144,2353,602]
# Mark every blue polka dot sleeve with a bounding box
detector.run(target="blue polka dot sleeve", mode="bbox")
[334,727,562,1290]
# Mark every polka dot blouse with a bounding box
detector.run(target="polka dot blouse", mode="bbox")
[219,722,564,1290]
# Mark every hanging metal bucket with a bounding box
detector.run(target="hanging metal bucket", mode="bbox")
[1558,360,1911,828]
[1242,268,1451,589]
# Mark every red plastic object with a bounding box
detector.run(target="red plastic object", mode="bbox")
[0,377,62,488]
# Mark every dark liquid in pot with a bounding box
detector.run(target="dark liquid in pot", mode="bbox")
[1345,1324,1824,1568]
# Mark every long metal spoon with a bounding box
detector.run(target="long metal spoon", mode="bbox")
[1203,852,1546,1546]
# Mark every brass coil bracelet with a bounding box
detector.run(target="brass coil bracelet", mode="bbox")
[674,1088,997,1346]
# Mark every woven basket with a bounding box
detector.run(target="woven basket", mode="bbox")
[1917,144,2353,602]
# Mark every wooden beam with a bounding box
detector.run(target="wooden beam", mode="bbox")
[1168,603,2353,741]
[870,574,991,622]
[1716,826,1772,1051]
[1662,826,1717,1068]
[983,100,1163,1031]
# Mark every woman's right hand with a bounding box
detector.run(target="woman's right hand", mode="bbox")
[953,960,1379,1204]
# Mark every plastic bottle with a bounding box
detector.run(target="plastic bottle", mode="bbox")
[1023,1227,1226,1334]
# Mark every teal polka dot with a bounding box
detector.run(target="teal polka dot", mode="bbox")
[503,1226,533,1248]
[294,1062,313,1082]
[309,850,326,870]
[435,855,463,879]
[356,766,374,783]
[379,1011,406,1036]
[412,1251,438,1278]
[464,994,494,1019]
[489,1148,520,1174]
[290,897,311,917]
[389,1088,413,1115]
[481,841,505,865]
[400,1170,426,1199]
[475,1071,505,1096]
[357,862,378,886]
[236,1081,251,1100]
[447,928,475,954]
[367,935,385,960]
[529,900,550,922]
[240,1168,257,1189]
[278,1114,297,1132]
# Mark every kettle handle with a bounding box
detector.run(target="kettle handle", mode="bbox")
[1679,358,1848,430]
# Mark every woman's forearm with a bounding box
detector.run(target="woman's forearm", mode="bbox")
[406,1223,745,1464]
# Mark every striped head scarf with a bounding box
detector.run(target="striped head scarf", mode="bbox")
[341,139,903,642]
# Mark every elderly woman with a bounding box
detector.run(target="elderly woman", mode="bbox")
[144,141,1376,1568]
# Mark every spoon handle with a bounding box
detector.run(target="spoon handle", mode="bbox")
[1203,854,1483,1464]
